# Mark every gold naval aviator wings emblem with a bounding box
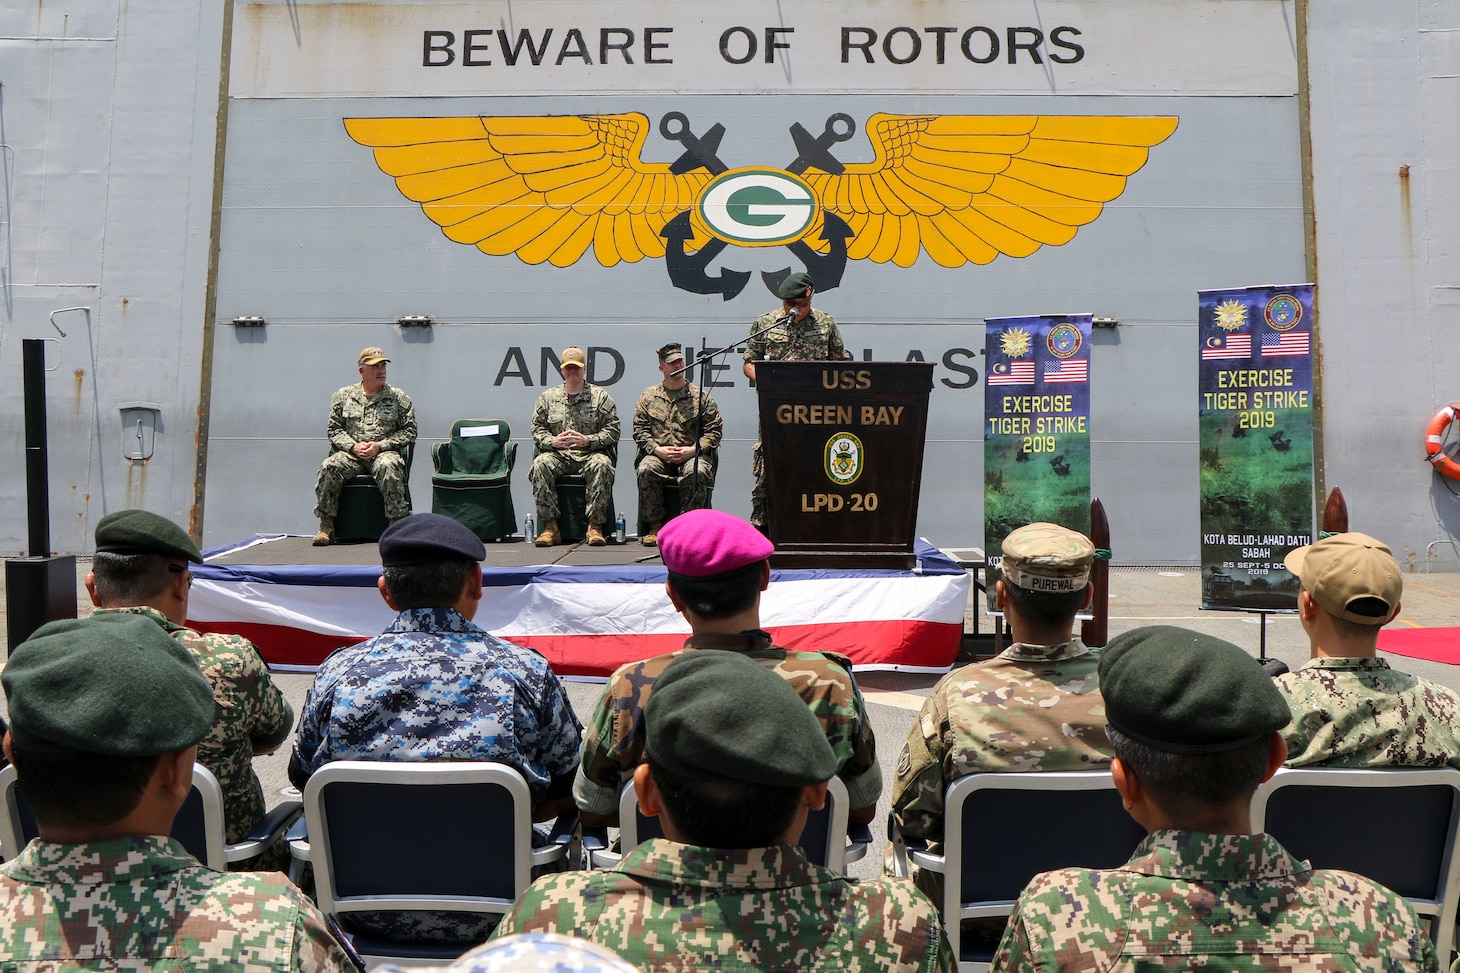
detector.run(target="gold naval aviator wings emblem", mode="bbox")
[344,112,1178,278]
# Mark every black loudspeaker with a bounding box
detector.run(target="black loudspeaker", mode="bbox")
[5,555,78,653]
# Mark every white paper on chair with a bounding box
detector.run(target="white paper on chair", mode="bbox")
[461,425,499,437]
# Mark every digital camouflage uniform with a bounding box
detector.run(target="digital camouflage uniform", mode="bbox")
[90,605,293,846]
[743,307,844,525]
[991,830,1437,972]
[291,606,582,944]
[491,838,956,972]
[528,383,620,524]
[631,380,723,527]
[315,382,417,519]
[891,639,1110,901]
[0,836,353,971]
[573,630,881,817]
[1277,657,1460,768]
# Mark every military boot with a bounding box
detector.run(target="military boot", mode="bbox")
[641,522,661,547]
[534,518,561,547]
[586,523,607,546]
[312,516,335,547]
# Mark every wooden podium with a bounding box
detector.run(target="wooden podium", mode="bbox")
[757,361,934,568]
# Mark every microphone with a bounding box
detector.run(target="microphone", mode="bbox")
[778,308,798,326]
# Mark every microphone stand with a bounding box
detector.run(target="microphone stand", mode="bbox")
[666,312,796,514]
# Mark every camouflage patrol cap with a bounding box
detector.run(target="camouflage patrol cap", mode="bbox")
[1000,522,1094,592]
[94,508,204,564]
[1099,625,1289,754]
[3,613,214,756]
[777,272,814,300]
[657,342,684,364]
[358,346,390,365]
[560,346,587,368]
[644,650,836,786]
[379,512,486,566]
[406,933,640,973]
[1284,532,1401,625]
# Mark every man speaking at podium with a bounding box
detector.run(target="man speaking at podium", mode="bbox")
[742,272,846,528]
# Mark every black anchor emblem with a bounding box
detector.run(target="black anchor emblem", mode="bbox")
[658,112,858,299]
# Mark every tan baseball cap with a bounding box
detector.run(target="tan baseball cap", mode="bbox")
[358,346,389,365]
[560,346,586,368]
[1000,522,1095,592]
[1284,532,1401,625]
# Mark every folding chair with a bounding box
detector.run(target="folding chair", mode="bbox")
[1253,766,1460,961]
[0,763,300,869]
[583,774,871,874]
[891,771,1146,971]
[291,761,578,967]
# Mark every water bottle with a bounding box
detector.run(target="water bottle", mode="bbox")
[524,513,535,541]
[615,512,627,544]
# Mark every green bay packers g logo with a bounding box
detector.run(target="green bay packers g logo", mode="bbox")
[825,432,864,486]
[698,168,819,247]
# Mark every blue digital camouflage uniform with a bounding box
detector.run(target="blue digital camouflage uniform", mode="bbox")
[91,605,293,847]
[491,838,956,972]
[291,606,583,944]
[573,630,882,818]
[291,607,581,795]
[631,380,723,528]
[743,306,844,525]
[1277,657,1460,768]
[991,830,1437,972]
[0,836,353,971]
[528,383,620,525]
[315,382,417,519]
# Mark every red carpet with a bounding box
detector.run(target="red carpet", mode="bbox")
[1378,627,1460,666]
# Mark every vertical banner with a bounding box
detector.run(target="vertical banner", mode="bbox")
[1197,284,1315,610]
[983,314,1093,558]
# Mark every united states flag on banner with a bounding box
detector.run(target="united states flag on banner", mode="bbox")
[1043,358,1088,384]
[1262,332,1310,357]
[1202,334,1252,360]
[987,360,1035,386]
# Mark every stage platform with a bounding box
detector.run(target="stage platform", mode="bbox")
[187,534,971,678]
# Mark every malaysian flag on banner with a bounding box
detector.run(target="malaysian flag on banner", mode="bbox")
[1043,358,1088,384]
[987,360,1035,386]
[1202,334,1252,360]
[1262,332,1310,357]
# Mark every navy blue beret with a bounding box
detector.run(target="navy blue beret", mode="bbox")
[379,513,486,566]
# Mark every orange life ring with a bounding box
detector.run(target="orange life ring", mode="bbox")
[1425,404,1460,479]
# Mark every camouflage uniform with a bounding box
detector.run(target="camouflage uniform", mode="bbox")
[991,829,1437,972]
[492,838,956,972]
[528,383,619,524]
[744,307,844,525]
[891,639,1110,899]
[631,380,723,527]
[0,835,353,971]
[90,605,293,846]
[315,382,417,519]
[290,606,582,944]
[573,630,882,817]
[1277,657,1460,768]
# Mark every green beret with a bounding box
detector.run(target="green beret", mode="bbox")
[1099,625,1290,754]
[644,650,836,787]
[3,614,215,757]
[94,509,203,564]
[776,272,814,300]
